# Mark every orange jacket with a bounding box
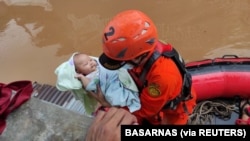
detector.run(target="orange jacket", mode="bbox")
[131,49,197,125]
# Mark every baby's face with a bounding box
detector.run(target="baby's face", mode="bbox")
[74,54,97,75]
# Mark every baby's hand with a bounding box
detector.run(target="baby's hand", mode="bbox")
[75,73,84,79]
[75,73,89,88]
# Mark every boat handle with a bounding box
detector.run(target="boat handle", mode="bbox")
[222,55,239,58]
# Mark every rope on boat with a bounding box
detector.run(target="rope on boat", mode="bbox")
[187,98,240,125]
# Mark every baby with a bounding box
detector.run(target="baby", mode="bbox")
[55,52,141,113]
[73,53,100,90]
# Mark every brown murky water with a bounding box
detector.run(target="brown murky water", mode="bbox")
[1,0,250,86]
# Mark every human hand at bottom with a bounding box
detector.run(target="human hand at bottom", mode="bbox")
[85,107,138,141]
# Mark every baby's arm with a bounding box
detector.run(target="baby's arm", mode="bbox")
[75,73,90,88]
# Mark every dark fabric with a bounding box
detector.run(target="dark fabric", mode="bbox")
[0,80,33,134]
[99,53,126,70]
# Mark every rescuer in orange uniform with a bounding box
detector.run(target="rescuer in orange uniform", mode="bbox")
[90,9,197,125]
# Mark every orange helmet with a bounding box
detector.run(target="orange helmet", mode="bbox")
[99,10,158,70]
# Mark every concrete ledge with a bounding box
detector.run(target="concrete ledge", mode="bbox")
[0,97,93,141]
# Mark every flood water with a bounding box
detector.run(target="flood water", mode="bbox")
[0,0,250,86]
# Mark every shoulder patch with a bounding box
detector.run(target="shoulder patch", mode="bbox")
[148,83,161,97]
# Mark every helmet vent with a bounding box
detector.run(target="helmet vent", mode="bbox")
[117,38,126,41]
[141,29,147,35]
[134,22,150,40]
[146,38,155,45]
[141,22,150,35]
[145,22,150,27]
[112,37,125,43]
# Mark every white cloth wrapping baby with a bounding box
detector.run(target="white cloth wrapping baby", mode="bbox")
[55,53,141,114]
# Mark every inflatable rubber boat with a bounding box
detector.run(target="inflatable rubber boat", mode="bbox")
[186,55,250,101]
[186,55,250,125]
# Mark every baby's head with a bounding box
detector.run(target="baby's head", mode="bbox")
[73,53,98,75]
